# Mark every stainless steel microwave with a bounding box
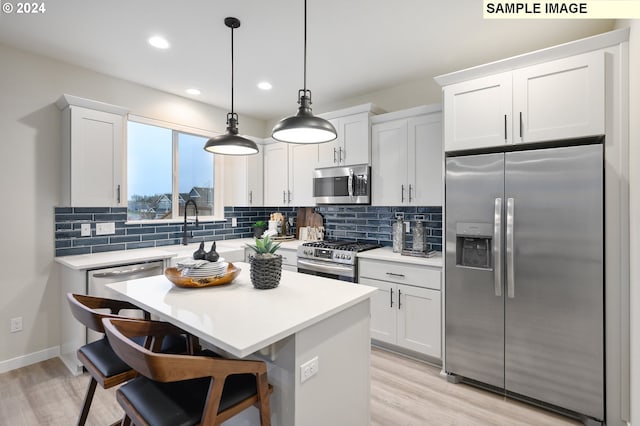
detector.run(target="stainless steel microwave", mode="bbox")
[313,164,371,205]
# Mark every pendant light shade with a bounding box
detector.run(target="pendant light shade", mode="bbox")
[271,0,337,144]
[204,17,258,155]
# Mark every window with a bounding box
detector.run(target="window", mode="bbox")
[127,120,219,221]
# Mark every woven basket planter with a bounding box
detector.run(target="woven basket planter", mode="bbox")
[249,254,282,289]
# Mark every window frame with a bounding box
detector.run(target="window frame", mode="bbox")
[126,114,224,224]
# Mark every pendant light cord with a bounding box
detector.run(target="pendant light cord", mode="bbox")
[231,24,235,116]
[303,0,307,92]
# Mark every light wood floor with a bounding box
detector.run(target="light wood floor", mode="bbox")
[0,348,579,425]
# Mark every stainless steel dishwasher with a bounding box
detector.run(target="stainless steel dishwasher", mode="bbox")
[87,260,164,343]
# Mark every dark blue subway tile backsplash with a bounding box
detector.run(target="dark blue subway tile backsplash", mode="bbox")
[54,205,442,257]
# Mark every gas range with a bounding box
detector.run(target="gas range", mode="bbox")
[297,240,381,266]
[297,240,381,282]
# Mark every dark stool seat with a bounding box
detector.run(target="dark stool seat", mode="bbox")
[79,334,187,379]
[119,372,258,426]
[103,318,273,426]
[66,293,197,426]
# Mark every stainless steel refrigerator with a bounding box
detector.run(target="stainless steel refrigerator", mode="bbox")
[445,142,604,422]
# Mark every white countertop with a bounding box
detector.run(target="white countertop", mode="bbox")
[54,239,442,270]
[54,247,176,270]
[106,262,376,358]
[54,238,307,270]
[357,246,443,268]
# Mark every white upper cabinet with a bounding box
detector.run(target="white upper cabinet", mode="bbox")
[263,141,289,206]
[288,143,318,206]
[371,119,408,205]
[443,73,512,151]
[372,106,443,206]
[317,103,383,168]
[513,51,605,143]
[223,144,263,207]
[262,139,318,207]
[57,95,127,207]
[442,50,605,152]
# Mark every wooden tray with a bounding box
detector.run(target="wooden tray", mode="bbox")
[165,263,240,288]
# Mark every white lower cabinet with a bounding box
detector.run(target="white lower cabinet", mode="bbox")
[359,258,441,359]
[279,247,298,272]
[245,246,297,271]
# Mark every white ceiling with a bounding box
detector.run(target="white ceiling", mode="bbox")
[0,0,614,121]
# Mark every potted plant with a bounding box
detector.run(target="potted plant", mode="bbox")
[245,235,282,289]
[252,220,267,238]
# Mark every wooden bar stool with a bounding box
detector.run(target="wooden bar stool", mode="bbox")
[103,317,273,426]
[66,294,196,426]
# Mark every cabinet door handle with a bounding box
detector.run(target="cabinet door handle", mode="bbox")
[288,190,291,203]
[401,184,405,203]
[283,191,286,204]
[249,190,253,204]
[519,112,523,139]
[390,288,394,308]
[339,147,343,163]
[334,148,337,164]
[386,272,405,278]
[117,184,121,204]
[408,184,413,203]
[398,288,402,309]
[504,114,507,141]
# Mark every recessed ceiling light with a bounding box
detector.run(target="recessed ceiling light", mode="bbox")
[186,88,201,95]
[148,36,170,49]
[257,81,273,90]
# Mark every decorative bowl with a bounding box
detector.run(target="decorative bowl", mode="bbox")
[165,263,240,288]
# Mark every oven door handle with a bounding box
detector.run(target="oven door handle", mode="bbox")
[297,258,355,278]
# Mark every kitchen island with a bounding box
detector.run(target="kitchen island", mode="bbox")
[106,262,376,426]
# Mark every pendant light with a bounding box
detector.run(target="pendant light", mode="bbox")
[271,0,337,144]
[204,17,259,155]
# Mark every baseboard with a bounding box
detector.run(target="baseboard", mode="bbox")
[0,346,60,375]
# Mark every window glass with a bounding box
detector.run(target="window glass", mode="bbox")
[178,132,214,216]
[127,122,173,220]
[127,121,216,221]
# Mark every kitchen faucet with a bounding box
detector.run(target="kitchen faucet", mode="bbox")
[182,199,199,245]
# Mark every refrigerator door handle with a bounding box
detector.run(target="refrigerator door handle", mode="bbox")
[493,198,502,297]
[506,197,515,298]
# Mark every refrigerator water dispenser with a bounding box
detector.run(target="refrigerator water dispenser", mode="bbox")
[455,222,493,269]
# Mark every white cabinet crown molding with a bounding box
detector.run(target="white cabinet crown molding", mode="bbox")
[56,94,128,115]
[371,104,442,124]
[434,27,629,87]
[318,103,385,120]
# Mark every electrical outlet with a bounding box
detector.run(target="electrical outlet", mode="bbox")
[80,223,91,237]
[231,217,237,227]
[96,222,115,235]
[10,317,22,333]
[395,212,405,220]
[300,356,319,383]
